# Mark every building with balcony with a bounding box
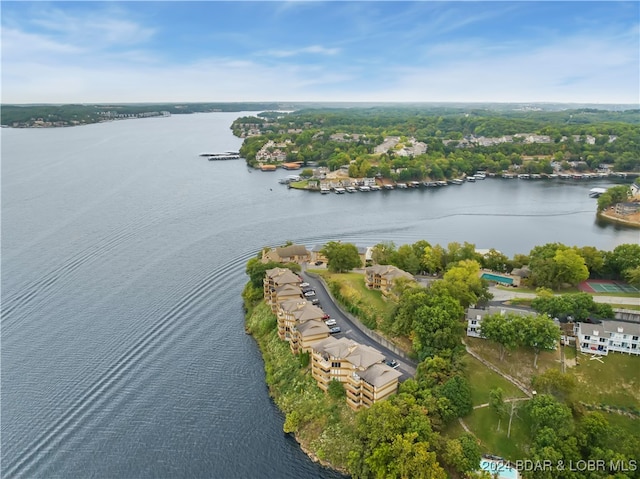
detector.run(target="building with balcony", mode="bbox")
[263,267,302,313]
[310,336,402,410]
[365,264,414,297]
[575,320,640,356]
[277,298,326,342]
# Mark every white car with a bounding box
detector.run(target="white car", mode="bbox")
[300,282,310,288]
[303,291,316,297]
[324,319,337,326]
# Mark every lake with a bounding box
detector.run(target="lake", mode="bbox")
[1,112,637,478]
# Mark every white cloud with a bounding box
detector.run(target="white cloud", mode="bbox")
[263,45,341,58]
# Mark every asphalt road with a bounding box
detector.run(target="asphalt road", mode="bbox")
[301,271,417,380]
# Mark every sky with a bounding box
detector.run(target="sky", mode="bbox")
[2,1,639,104]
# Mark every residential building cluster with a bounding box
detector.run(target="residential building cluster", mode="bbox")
[261,244,410,410]
[466,306,640,358]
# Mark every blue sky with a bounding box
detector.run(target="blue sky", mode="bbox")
[2,1,639,104]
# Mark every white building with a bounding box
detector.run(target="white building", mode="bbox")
[466,306,536,338]
[575,321,640,356]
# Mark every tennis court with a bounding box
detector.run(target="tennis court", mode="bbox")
[580,280,640,294]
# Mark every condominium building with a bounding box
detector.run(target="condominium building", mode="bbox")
[575,320,640,356]
[310,336,402,410]
[263,267,302,313]
[277,298,326,342]
[364,264,414,297]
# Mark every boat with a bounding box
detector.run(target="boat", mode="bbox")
[409,181,421,188]
[436,181,448,186]
[383,184,394,190]
[531,174,542,179]
[589,187,607,198]
[466,176,476,182]
[334,187,346,194]
[320,186,330,194]
[370,185,382,191]
[450,178,464,185]
[345,186,357,193]
[423,181,437,187]
[502,173,515,179]
[518,174,530,179]
[358,185,371,192]
[396,183,408,189]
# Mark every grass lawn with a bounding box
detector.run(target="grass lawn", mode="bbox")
[463,355,526,407]
[569,352,640,410]
[600,411,640,439]
[320,271,397,322]
[465,337,562,388]
[463,406,532,460]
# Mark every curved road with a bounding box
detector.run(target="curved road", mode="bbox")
[301,271,417,380]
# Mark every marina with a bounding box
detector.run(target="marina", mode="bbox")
[200,151,241,160]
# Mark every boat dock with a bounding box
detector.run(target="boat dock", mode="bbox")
[200,152,241,160]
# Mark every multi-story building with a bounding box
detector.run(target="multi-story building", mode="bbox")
[262,244,311,264]
[365,264,414,297]
[310,336,402,410]
[291,320,330,355]
[263,267,302,313]
[575,320,640,356]
[277,298,326,342]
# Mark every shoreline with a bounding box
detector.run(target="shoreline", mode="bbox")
[597,210,640,228]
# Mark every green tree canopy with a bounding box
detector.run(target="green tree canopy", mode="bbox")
[321,241,362,273]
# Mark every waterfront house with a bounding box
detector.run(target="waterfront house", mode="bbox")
[291,320,331,355]
[262,244,311,264]
[310,336,402,410]
[575,320,640,356]
[263,267,302,312]
[615,202,640,216]
[365,264,414,297]
[277,299,325,342]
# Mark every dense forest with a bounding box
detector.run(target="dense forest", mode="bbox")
[233,107,640,176]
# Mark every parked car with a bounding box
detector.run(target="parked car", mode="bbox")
[329,326,341,334]
[324,319,337,327]
[314,261,324,266]
[300,282,310,288]
[322,314,330,320]
[303,291,316,297]
[311,299,320,305]
[384,359,399,369]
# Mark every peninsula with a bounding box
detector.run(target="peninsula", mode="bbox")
[243,239,640,479]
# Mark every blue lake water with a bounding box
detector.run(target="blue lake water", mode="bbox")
[2,112,637,478]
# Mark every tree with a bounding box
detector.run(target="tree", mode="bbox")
[436,375,473,418]
[528,394,573,437]
[440,259,492,308]
[553,248,589,287]
[479,312,523,361]
[321,241,362,273]
[624,264,640,287]
[442,434,482,476]
[489,387,506,431]
[606,243,640,279]
[531,369,576,404]
[411,291,464,360]
[328,378,346,399]
[421,244,446,274]
[371,241,396,265]
[521,314,561,368]
[394,244,421,275]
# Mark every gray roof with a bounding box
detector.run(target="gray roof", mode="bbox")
[577,320,640,337]
[359,363,402,388]
[297,319,330,337]
[276,244,310,258]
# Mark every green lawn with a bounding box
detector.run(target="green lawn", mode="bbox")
[463,355,526,407]
[320,271,397,321]
[463,406,532,460]
[569,352,640,410]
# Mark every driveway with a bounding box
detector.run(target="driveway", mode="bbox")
[301,271,417,380]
